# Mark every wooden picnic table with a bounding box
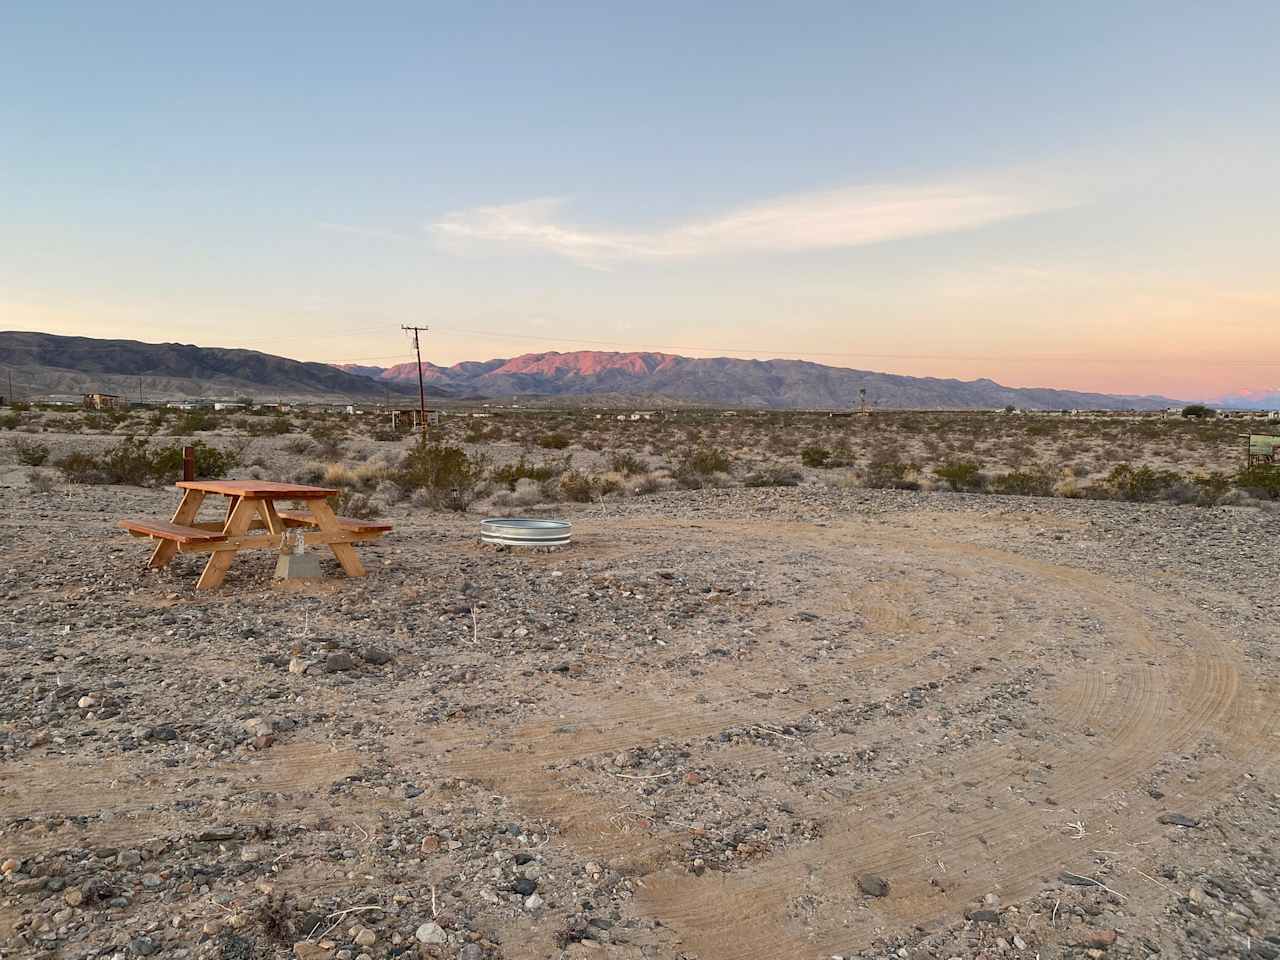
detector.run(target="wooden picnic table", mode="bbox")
[119,479,391,590]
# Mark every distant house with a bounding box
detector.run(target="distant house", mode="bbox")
[83,393,127,411]
[213,401,246,412]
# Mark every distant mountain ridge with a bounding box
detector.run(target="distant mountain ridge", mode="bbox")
[338,349,1181,411]
[0,331,424,401]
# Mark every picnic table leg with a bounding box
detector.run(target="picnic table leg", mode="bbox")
[150,489,206,569]
[305,499,366,578]
[196,496,257,590]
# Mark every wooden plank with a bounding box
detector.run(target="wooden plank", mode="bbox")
[276,509,392,534]
[196,497,256,590]
[177,528,379,554]
[121,518,225,545]
[148,488,207,568]
[176,479,337,499]
[256,499,285,537]
[305,499,366,577]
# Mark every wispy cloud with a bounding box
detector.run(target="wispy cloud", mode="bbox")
[431,175,1071,267]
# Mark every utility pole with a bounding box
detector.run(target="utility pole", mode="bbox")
[401,325,429,443]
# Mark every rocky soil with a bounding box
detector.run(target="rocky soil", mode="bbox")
[0,480,1276,960]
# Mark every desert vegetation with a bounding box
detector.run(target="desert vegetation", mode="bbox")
[3,402,1277,514]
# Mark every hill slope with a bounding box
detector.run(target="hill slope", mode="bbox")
[339,350,1179,410]
[0,331,425,401]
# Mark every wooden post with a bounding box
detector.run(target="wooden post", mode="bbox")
[182,445,196,481]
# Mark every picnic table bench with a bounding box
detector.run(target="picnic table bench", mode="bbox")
[120,479,391,589]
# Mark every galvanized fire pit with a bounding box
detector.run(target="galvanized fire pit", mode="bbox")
[480,517,572,548]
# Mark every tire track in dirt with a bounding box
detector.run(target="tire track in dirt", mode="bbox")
[0,742,363,859]
[632,524,1264,959]
[416,517,1270,960]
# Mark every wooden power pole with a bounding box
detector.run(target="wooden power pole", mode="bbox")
[401,325,429,443]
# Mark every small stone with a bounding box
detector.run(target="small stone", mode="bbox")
[294,944,334,960]
[0,858,19,874]
[353,927,377,947]
[525,892,544,911]
[685,771,703,785]
[147,725,178,742]
[141,873,161,889]
[967,909,1002,924]
[360,646,393,665]
[1013,935,1027,950]
[288,657,309,674]
[78,695,99,709]
[415,922,447,945]
[1156,813,1199,828]
[117,849,142,867]
[420,835,441,854]
[1078,929,1118,949]
[129,937,159,957]
[513,878,537,896]
[198,826,237,842]
[64,887,84,907]
[254,734,275,749]
[458,945,484,960]
[325,652,356,673]
[243,717,274,738]
[859,874,890,898]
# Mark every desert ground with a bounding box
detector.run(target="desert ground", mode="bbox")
[0,409,1278,960]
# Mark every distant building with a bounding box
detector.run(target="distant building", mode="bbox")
[83,393,127,411]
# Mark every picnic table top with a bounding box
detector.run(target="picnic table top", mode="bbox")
[175,479,338,499]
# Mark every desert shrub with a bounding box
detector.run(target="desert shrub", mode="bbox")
[327,489,379,519]
[0,413,19,430]
[990,469,1055,498]
[631,472,663,495]
[1181,404,1216,419]
[744,465,802,487]
[608,451,649,475]
[27,469,58,494]
[1234,465,1280,499]
[559,470,600,503]
[282,436,315,455]
[934,459,986,492]
[679,447,732,477]
[491,455,567,491]
[1192,472,1232,503]
[538,432,571,450]
[309,422,346,458]
[55,438,232,486]
[864,455,920,490]
[12,438,49,466]
[398,441,486,511]
[1106,463,1183,502]
[800,446,831,468]
[169,410,217,434]
[244,415,291,437]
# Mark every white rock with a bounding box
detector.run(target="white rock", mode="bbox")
[415,922,447,945]
[525,893,544,911]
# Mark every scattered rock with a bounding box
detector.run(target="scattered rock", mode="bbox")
[324,652,356,673]
[859,874,890,897]
[416,922,448,945]
[1157,813,1199,828]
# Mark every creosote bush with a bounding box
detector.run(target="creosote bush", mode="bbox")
[934,459,985,492]
[397,441,487,511]
[56,438,233,486]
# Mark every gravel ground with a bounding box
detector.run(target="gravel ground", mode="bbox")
[0,479,1277,960]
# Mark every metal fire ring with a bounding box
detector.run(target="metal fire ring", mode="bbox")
[480,517,572,548]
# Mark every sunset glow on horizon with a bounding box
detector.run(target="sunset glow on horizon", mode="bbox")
[2,4,1278,403]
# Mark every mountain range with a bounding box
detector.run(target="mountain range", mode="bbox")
[338,350,1181,411]
[0,331,421,402]
[0,331,1192,410]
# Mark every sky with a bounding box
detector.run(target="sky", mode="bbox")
[2,2,1278,401]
